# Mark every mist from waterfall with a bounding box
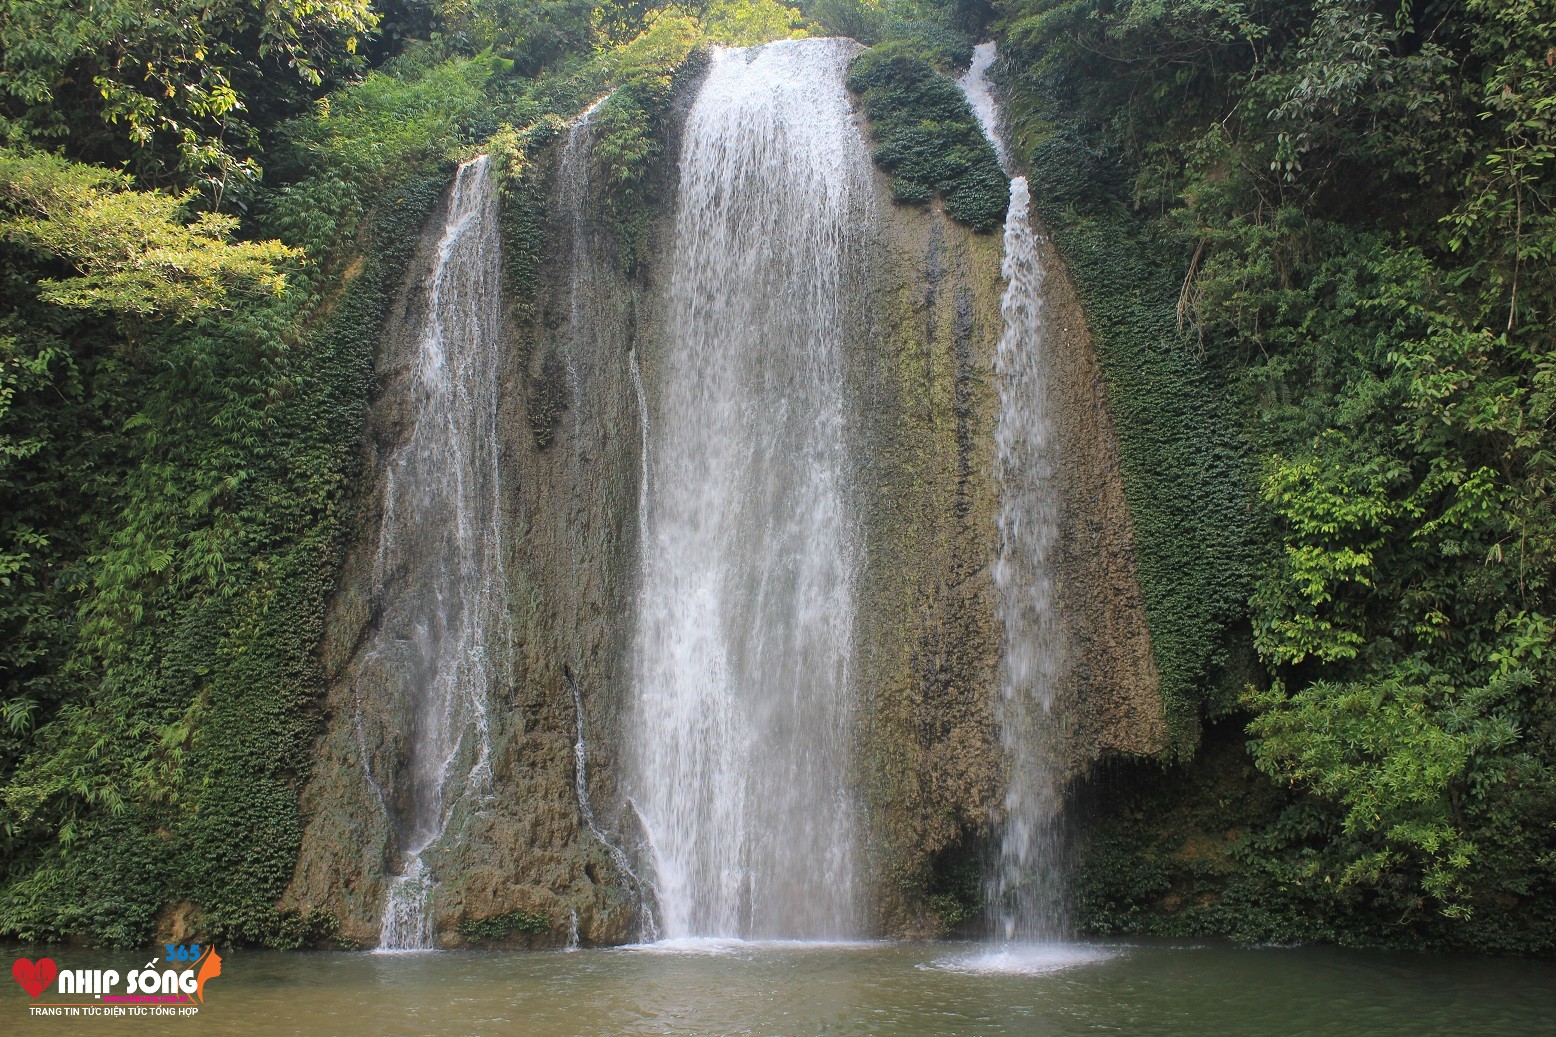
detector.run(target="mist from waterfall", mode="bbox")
[959,42,1070,942]
[376,155,507,950]
[629,38,871,940]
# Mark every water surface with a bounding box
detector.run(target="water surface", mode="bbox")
[10,940,1554,1036]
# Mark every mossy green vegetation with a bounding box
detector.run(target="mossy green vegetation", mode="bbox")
[806,2,1004,231]
[808,0,978,69]
[997,0,1556,951]
[1015,123,1258,751]
[0,2,705,949]
[1074,719,1556,953]
[3,0,1553,954]
[457,909,552,942]
[0,0,379,192]
[0,94,455,948]
[848,44,1008,232]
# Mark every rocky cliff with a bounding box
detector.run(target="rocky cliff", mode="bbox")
[285,54,1163,947]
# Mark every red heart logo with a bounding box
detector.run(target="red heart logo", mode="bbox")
[11,957,57,999]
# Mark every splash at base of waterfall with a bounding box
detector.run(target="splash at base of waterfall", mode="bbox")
[620,938,881,956]
[925,943,1116,976]
[378,857,435,952]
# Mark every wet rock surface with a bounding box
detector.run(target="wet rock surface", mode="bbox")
[287,63,1161,947]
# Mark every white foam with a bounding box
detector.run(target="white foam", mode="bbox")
[619,937,879,956]
[924,944,1117,976]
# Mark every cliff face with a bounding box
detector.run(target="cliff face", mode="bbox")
[1036,226,1166,770]
[286,61,1162,947]
[845,156,1163,934]
[447,117,651,948]
[845,181,1005,933]
[283,131,652,947]
[282,178,463,946]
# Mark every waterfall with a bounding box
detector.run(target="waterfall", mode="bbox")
[958,43,1008,170]
[375,155,507,950]
[959,42,1070,942]
[629,38,871,940]
[558,93,614,432]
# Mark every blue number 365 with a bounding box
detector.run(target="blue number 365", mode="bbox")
[164,943,202,962]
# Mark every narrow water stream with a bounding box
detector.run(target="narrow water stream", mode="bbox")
[960,41,1069,940]
[374,155,508,949]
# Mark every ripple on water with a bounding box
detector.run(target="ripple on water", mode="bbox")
[619,937,881,956]
[925,943,1118,976]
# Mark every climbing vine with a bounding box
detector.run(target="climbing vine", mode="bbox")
[848,43,1008,233]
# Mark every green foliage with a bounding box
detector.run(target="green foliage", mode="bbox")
[592,91,662,271]
[0,3,706,947]
[1247,668,1525,918]
[848,44,1008,231]
[1075,714,1555,952]
[591,9,704,266]
[1253,437,1407,666]
[0,299,85,761]
[805,0,891,43]
[609,9,704,86]
[700,0,808,45]
[1000,0,1556,948]
[268,53,496,261]
[0,165,449,946]
[0,0,377,191]
[805,1,979,68]
[439,0,599,75]
[924,840,986,933]
[457,909,553,942]
[0,30,482,945]
[1009,121,1258,744]
[0,150,297,318]
[1445,0,1556,336]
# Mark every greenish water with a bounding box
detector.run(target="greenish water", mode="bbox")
[8,940,1555,1036]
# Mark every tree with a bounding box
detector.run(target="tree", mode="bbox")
[0,149,297,319]
[0,0,378,196]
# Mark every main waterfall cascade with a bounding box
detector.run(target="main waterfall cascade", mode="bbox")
[375,155,509,950]
[960,42,1071,941]
[628,38,873,940]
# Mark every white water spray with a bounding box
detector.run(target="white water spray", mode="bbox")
[630,38,871,940]
[376,155,507,950]
[960,42,1070,942]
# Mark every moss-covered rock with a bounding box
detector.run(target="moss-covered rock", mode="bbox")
[845,121,1163,934]
[457,908,552,943]
[288,40,1165,947]
[847,44,1008,233]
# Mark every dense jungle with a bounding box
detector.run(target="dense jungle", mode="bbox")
[0,0,1552,960]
